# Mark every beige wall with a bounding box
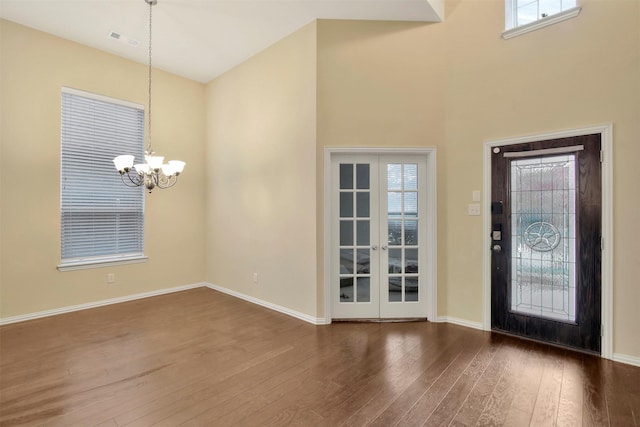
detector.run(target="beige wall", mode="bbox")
[2,0,638,360]
[317,0,640,358]
[204,22,318,317]
[443,0,639,358]
[0,20,206,318]
[316,20,448,317]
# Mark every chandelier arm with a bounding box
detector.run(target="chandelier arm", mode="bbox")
[121,172,143,187]
[156,174,178,189]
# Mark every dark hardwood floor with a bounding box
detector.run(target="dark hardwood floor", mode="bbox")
[0,288,638,426]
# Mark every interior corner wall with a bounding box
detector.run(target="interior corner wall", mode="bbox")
[0,19,207,319]
[316,0,639,359]
[204,22,318,318]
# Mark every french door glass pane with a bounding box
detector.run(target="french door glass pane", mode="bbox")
[340,249,353,274]
[340,221,353,246]
[357,277,371,302]
[356,193,370,217]
[388,248,402,273]
[405,220,418,245]
[340,192,353,218]
[356,164,370,189]
[340,277,353,302]
[405,248,418,273]
[404,164,418,190]
[340,164,353,189]
[357,249,370,274]
[405,277,419,302]
[510,155,576,322]
[389,277,402,301]
[387,164,402,190]
[356,221,370,246]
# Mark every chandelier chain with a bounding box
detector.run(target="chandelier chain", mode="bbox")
[112,0,185,193]
[147,0,153,154]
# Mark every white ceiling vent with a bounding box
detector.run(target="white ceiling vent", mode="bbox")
[108,30,139,47]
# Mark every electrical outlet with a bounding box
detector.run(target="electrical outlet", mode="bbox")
[107,273,115,284]
[467,203,481,216]
[253,273,259,284]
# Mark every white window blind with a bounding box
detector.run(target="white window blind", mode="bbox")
[60,88,145,269]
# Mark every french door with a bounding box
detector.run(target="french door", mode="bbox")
[330,154,432,319]
[490,134,602,353]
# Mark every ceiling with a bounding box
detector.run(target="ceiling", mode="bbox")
[0,0,443,83]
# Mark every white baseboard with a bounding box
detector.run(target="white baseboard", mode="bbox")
[435,318,640,366]
[3,285,638,366]
[0,283,206,326]
[205,283,329,325]
[436,316,485,331]
[613,353,640,368]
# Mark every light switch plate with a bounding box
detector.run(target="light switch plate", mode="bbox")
[472,190,481,202]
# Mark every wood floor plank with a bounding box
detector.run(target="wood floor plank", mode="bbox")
[555,351,584,427]
[529,346,565,425]
[423,334,503,426]
[449,335,518,426]
[368,330,487,427]
[339,324,462,427]
[1,288,639,427]
[582,354,610,427]
[473,337,535,426]
[603,357,640,427]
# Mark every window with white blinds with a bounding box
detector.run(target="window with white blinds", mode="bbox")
[59,87,146,270]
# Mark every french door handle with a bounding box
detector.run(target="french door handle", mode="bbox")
[372,245,378,250]
[381,245,388,250]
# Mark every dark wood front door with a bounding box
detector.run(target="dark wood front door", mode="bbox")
[491,134,602,354]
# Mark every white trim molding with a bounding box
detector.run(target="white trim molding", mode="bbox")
[613,353,640,368]
[57,255,148,271]
[436,316,484,331]
[503,6,581,40]
[0,283,205,326]
[205,283,329,325]
[483,124,614,360]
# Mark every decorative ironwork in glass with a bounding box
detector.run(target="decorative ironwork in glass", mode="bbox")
[510,154,576,322]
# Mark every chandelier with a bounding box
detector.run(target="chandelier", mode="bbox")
[113,0,185,193]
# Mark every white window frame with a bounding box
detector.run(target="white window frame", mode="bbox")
[58,87,147,271]
[503,0,581,40]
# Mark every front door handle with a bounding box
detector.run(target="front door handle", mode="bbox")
[492,244,502,253]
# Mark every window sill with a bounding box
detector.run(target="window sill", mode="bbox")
[57,255,148,271]
[503,6,582,40]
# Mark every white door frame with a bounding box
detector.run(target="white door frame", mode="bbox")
[483,124,613,359]
[323,147,437,323]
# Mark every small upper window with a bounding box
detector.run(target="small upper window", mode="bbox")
[504,0,581,39]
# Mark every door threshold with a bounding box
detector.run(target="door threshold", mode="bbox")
[333,318,428,323]
[491,328,601,357]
